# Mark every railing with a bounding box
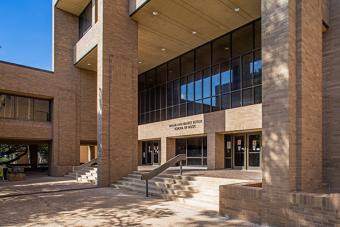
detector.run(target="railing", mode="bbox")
[141,154,186,197]
[73,158,98,172]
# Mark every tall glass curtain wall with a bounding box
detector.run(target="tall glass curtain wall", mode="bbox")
[0,94,51,122]
[176,137,207,166]
[138,19,262,125]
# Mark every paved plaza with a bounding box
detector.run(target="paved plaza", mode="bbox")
[0,174,259,227]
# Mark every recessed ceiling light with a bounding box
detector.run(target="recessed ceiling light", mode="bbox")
[225,47,229,50]
[192,31,197,35]
[152,11,159,16]
[161,48,166,51]
[234,7,240,12]
[87,63,91,66]
[138,61,142,64]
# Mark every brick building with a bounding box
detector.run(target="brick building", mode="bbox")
[0,0,339,225]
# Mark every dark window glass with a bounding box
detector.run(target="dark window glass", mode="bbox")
[173,80,180,105]
[79,2,92,39]
[203,70,211,99]
[180,103,186,117]
[254,50,262,85]
[168,58,180,81]
[167,82,173,107]
[160,85,166,108]
[150,111,155,123]
[187,74,195,101]
[187,102,194,116]
[242,53,253,88]
[150,88,155,111]
[231,91,241,108]
[34,99,50,121]
[138,74,145,92]
[161,109,167,121]
[221,93,231,110]
[145,90,150,112]
[173,105,179,119]
[242,88,253,106]
[211,66,220,96]
[195,100,202,114]
[203,98,211,113]
[180,77,187,103]
[167,107,172,120]
[176,139,187,155]
[203,137,207,157]
[187,158,202,166]
[0,94,14,118]
[156,64,167,85]
[181,51,194,76]
[232,24,253,57]
[187,138,202,157]
[212,35,230,65]
[155,110,160,122]
[212,96,219,112]
[195,44,211,70]
[221,62,231,93]
[254,86,262,104]
[155,87,160,109]
[231,59,241,91]
[146,69,156,89]
[195,72,202,100]
[255,20,261,49]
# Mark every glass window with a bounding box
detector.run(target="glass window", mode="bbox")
[168,58,180,81]
[150,88,155,111]
[211,65,220,96]
[0,94,14,119]
[146,69,156,89]
[181,51,194,76]
[232,24,253,57]
[34,99,50,121]
[173,105,179,119]
[254,86,262,104]
[212,34,230,65]
[187,74,195,102]
[79,2,92,39]
[180,103,186,117]
[167,82,173,107]
[173,80,180,105]
[195,100,202,114]
[15,96,33,121]
[138,74,145,92]
[187,102,194,116]
[167,107,172,120]
[254,50,262,85]
[231,59,241,91]
[221,62,231,94]
[195,72,202,100]
[155,87,160,110]
[160,85,166,108]
[156,64,167,85]
[195,44,211,70]
[242,88,253,106]
[221,93,231,110]
[180,77,187,103]
[254,20,261,49]
[187,138,202,157]
[212,96,220,112]
[231,91,241,108]
[203,70,211,99]
[242,53,253,88]
[203,98,211,113]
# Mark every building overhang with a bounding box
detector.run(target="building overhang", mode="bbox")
[55,0,91,16]
[131,0,261,74]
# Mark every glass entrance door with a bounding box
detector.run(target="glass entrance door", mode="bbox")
[234,135,245,168]
[142,140,160,165]
[247,134,261,169]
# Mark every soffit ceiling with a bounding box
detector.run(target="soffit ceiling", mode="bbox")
[55,0,91,16]
[76,47,97,72]
[132,0,261,74]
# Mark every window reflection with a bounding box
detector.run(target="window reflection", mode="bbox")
[138,19,262,125]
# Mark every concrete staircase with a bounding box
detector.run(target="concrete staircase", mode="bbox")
[64,165,97,184]
[111,170,222,211]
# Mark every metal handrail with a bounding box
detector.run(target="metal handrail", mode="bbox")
[141,154,186,197]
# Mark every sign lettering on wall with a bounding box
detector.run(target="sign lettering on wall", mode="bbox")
[169,120,203,131]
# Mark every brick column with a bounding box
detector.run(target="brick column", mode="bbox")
[262,0,323,224]
[207,133,224,170]
[96,0,138,186]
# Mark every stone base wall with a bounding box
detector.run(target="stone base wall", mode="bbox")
[219,183,262,224]
[220,184,340,226]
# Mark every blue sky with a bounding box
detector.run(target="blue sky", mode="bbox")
[0,0,52,71]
